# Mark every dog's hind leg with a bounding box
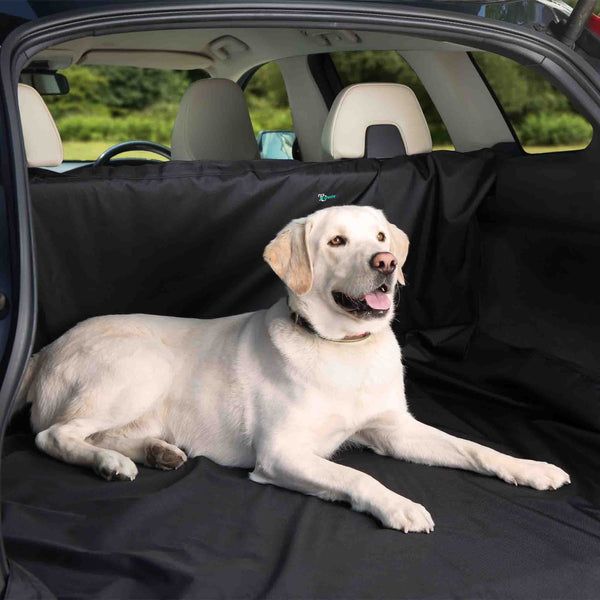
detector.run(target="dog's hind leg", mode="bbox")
[36,418,139,481]
[90,433,187,471]
[88,421,187,471]
[144,439,187,470]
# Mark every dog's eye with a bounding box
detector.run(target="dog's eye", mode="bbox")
[377,232,386,242]
[328,236,346,247]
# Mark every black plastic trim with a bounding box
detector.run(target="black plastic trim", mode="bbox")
[238,62,263,90]
[307,53,343,109]
[0,54,37,588]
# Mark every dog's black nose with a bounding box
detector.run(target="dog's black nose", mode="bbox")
[370,252,397,275]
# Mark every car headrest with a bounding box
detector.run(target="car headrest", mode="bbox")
[171,78,260,161]
[17,83,63,168]
[321,83,433,160]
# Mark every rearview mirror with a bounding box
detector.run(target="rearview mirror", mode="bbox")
[257,130,296,160]
[20,71,69,95]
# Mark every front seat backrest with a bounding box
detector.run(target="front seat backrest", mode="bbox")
[171,78,260,161]
[322,83,433,160]
[18,83,63,168]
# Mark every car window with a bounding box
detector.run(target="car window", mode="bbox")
[243,62,295,159]
[471,51,593,154]
[39,65,208,162]
[329,50,453,149]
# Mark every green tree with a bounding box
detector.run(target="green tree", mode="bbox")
[244,62,294,133]
[88,65,188,114]
[245,62,290,109]
[46,64,190,120]
[474,52,575,122]
[45,66,111,119]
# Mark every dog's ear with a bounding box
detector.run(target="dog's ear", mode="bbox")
[389,224,409,286]
[264,219,313,295]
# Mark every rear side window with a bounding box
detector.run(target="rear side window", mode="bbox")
[472,52,593,153]
[329,50,453,148]
[243,62,295,159]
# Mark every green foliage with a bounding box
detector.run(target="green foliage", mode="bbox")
[87,66,188,113]
[474,53,530,117]
[473,51,591,144]
[58,114,172,144]
[140,101,180,122]
[517,112,593,145]
[245,62,289,110]
[333,50,416,86]
[47,65,193,145]
[45,66,111,119]
[474,52,572,117]
[244,62,293,133]
[246,95,293,134]
[47,65,189,119]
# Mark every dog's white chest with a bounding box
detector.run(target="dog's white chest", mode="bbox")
[265,322,405,457]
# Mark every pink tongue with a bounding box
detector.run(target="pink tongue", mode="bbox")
[364,290,391,310]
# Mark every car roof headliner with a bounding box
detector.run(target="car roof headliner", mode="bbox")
[29,27,474,79]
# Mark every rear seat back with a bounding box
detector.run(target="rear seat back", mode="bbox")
[29,152,495,352]
[171,79,260,161]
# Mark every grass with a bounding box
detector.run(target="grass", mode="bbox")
[63,141,169,161]
[424,144,589,154]
[522,144,588,154]
[63,140,589,162]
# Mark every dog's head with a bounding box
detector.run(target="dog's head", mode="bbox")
[264,206,409,338]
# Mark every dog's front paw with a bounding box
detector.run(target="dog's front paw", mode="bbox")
[379,498,434,533]
[94,451,138,481]
[499,458,570,490]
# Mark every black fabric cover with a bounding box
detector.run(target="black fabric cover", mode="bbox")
[28,152,493,353]
[3,150,600,599]
[2,560,55,599]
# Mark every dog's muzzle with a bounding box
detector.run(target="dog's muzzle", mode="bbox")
[332,281,394,319]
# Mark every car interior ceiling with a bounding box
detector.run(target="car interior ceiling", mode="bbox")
[5,24,600,600]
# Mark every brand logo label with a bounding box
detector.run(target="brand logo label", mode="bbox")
[318,193,336,202]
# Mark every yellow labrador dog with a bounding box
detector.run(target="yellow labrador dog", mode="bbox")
[19,205,569,532]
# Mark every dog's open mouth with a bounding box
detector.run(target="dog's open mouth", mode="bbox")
[332,284,391,318]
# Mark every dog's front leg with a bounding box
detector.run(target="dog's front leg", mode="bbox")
[250,448,434,532]
[358,413,570,490]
